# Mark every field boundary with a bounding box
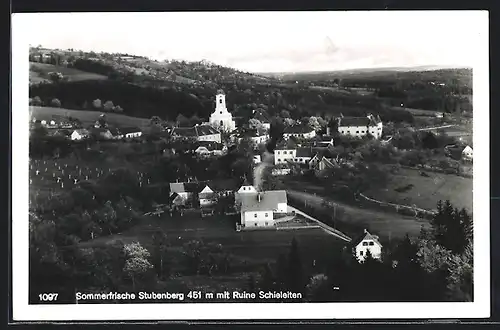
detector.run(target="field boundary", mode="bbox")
[358,192,436,219]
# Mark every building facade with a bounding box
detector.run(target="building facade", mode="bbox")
[209,90,236,132]
[338,114,383,139]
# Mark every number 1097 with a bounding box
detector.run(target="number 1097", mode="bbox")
[39,293,58,301]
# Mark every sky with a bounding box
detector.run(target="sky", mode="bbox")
[18,11,487,73]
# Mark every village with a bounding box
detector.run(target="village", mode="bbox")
[29,87,474,267]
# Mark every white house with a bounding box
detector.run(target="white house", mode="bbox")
[274,147,315,165]
[283,125,316,140]
[70,129,90,141]
[239,190,288,229]
[121,127,143,138]
[209,90,236,132]
[253,110,272,130]
[198,179,241,208]
[462,145,473,160]
[353,229,383,262]
[234,184,258,206]
[253,155,262,164]
[338,114,383,139]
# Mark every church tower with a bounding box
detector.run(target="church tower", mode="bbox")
[209,90,236,132]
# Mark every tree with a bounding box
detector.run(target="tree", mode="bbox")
[248,118,263,130]
[31,96,43,106]
[103,100,114,112]
[280,109,291,118]
[123,242,153,290]
[49,98,61,108]
[422,132,439,149]
[150,116,162,126]
[97,114,107,128]
[308,116,321,131]
[176,114,190,127]
[92,99,102,109]
[114,105,124,113]
[286,238,307,298]
[152,230,169,279]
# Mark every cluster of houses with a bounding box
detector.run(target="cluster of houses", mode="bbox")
[31,115,143,141]
[168,178,288,231]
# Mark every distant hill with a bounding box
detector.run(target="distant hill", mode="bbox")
[258,65,472,79]
[29,62,108,84]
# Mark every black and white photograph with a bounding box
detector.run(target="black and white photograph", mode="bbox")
[12,10,490,321]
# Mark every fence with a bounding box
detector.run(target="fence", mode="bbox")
[358,192,435,220]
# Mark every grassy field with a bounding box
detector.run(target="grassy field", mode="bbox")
[29,106,151,128]
[364,168,472,212]
[79,211,347,276]
[30,62,108,82]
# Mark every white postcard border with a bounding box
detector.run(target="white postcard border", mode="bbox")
[12,11,490,321]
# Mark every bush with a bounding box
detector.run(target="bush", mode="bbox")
[50,98,61,108]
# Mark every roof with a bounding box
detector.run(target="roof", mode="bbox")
[351,229,383,248]
[339,115,381,127]
[120,127,142,134]
[169,181,206,194]
[73,128,89,135]
[172,127,197,137]
[108,127,122,135]
[253,112,271,123]
[296,147,315,158]
[284,125,314,134]
[196,124,219,136]
[240,190,287,212]
[171,125,219,138]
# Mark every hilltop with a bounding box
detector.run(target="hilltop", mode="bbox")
[29,47,473,122]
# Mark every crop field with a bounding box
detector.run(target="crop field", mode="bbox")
[365,168,472,212]
[29,62,108,81]
[29,106,151,128]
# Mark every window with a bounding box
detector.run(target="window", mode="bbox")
[294,158,298,162]
[362,242,368,246]
[359,251,364,256]
[361,131,365,134]
[255,223,258,226]
[220,111,222,114]
[220,120,223,126]
[278,159,281,162]
[369,242,374,246]
[356,131,359,134]
[265,213,268,217]
[277,151,280,154]
[265,222,268,226]
[219,99,222,104]
[254,214,257,218]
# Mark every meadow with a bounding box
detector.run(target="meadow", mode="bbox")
[30,62,108,82]
[364,168,472,212]
[29,106,151,128]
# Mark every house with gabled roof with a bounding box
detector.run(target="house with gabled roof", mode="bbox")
[238,190,288,230]
[337,113,383,139]
[252,110,272,130]
[120,127,143,138]
[352,229,383,262]
[71,128,90,141]
[283,125,316,140]
[171,124,221,143]
[198,178,241,208]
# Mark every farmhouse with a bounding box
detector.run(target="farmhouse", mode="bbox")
[209,90,236,132]
[462,145,473,160]
[108,127,124,139]
[352,229,383,262]
[235,184,258,206]
[309,152,338,171]
[238,128,269,145]
[252,110,272,130]
[274,147,316,165]
[194,142,226,157]
[171,125,221,143]
[120,127,143,138]
[71,128,90,141]
[337,114,383,139]
[198,179,241,207]
[169,181,205,206]
[239,190,288,229]
[283,125,317,140]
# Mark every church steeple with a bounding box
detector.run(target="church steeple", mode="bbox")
[209,89,236,132]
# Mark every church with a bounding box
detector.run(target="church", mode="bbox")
[209,90,236,132]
